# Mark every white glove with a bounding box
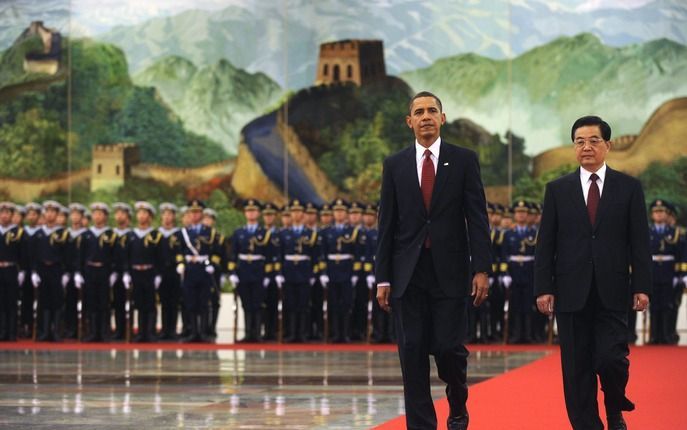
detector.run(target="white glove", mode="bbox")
[31,271,41,287]
[500,275,512,289]
[154,275,162,290]
[176,264,185,276]
[229,274,240,286]
[123,272,132,290]
[275,274,285,289]
[220,274,228,286]
[263,277,270,288]
[74,272,85,289]
[674,277,680,287]
[489,277,494,287]
[17,271,25,286]
[109,272,118,287]
[309,277,316,286]
[205,264,215,274]
[351,275,358,286]
[366,274,375,290]
[61,273,70,288]
[319,274,330,287]
[682,276,687,286]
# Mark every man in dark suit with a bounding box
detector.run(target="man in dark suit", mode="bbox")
[534,116,651,430]
[376,91,492,430]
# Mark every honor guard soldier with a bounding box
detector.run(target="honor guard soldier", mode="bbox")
[202,207,225,339]
[157,203,182,340]
[227,199,273,342]
[364,203,390,343]
[501,200,538,343]
[666,202,686,343]
[304,202,324,341]
[349,201,370,341]
[647,199,682,344]
[319,198,367,343]
[488,203,507,342]
[19,202,42,338]
[30,200,70,341]
[112,202,134,340]
[0,202,25,341]
[319,202,334,228]
[276,199,318,343]
[12,205,25,227]
[56,204,69,227]
[176,199,221,343]
[76,202,118,342]
[122,202,163,342]
[63,203,87,339]
[261,202,281,341]
[280,205,292,229]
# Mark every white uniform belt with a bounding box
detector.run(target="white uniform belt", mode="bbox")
[328,254,353,261]
[652,255,675,262]
[239,254,265,261]
[285,255,311,261]
[185,255,209,263]
[509,255,535,263]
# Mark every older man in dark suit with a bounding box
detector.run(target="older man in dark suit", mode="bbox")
[534,116,651,430]
[376,91,492,430]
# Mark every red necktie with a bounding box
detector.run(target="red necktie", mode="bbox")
[421,149,435,247]
[587,173,600,225]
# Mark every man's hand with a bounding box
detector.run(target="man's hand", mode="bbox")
[471,273,489,306]
[632,293,649,312]
[536,294,555,316]
[376,284,391,313]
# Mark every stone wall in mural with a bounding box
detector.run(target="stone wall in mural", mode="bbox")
[1,0,686,220]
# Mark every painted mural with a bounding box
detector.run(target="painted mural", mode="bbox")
[1,0,686,225]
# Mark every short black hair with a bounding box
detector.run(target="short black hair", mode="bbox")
[571,116,611,141]
[409,91,443,115]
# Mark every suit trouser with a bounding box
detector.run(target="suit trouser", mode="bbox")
[393,248,468,430]
[557,281,634,430]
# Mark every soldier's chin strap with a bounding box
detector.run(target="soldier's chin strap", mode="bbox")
[181,227,201,258]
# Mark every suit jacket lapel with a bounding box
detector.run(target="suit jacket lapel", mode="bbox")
[429,142,450,214]
[568,168,592,231]
[403,146,427,217]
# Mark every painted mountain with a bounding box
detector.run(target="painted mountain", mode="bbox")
[401,33,687,154]
[133,55,283,155]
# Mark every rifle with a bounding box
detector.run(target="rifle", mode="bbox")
[366,285,374,344]
[32,284,38,341]
[77,287,83,341]
[233,288,239,343]
[125,287,132,343]
[642,309,649,345]
[502,291,510,345]
[277,282,284,343]
[547,314,555,345]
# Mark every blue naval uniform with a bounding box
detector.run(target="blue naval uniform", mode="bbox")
[31,225,69,311]
[648,223,682,344]
[123,228,163,313]
[113,227,136,339]
[488,226,507,338]
[278,224,319,313]
[157,226,182,339]
[319,223,367,319]
[502,225,537,315]
[77,226,118,314]
[176,223,221,314]
[228,224,274,313]
[0,224,25,340]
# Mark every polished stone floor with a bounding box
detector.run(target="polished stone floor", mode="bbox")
[0,348,546,429]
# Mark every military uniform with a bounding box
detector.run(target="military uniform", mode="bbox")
[63,203,87,340]
[111,202,134,340]
[157,203,182,340]
[203,207,224,339]
[261,202,281,341]
[227,200,273,342]
[319,199,367,343]
[31,201,70,341]
[19,202,41,338]
[277,200,319,343]
[0,202,25,341]
[648,200,682,344]
[488,203,507,342]
[176,200,222,342]
[76,203,118,342]
[501,201,538,343]
[349,201,370,341]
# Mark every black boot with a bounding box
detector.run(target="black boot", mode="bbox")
[295,312,308,343]
[99,313,111,342]
[338,313,351,343]
[82,314,99,342]
[649,312,660,344]
[328,312,338,343]
[37,310,52,342]
[51,309,63,342]
[198,311,211,343]
[146,312,157,342]
[253,312,263,343]
[284,312,298,343]
[182,313,199,343]
[238,312,253,343]
[210,305,219,337]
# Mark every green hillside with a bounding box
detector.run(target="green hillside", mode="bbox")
[401,33,687,152]
[134,55,283,154]
[0,37,227,179]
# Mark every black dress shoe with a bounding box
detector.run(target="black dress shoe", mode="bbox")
[607,413,627,430]
[447,413,469,430]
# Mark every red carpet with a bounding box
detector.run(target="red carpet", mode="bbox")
[374,346,687,430]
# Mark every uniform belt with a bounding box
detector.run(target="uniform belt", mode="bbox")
[327,254,353,261]
[185,255,209,263]
[238,254,266,262]
[132,264,154,271]
[652,255,675,262]
[0,261,16,268]
[86,261,104,267]
[285,255,311,262]
[509,255,535,263]
[41,260,58,266]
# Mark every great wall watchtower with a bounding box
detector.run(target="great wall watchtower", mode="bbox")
[22,21,61,75]
[315,39,386,86]
[90,143,140,192]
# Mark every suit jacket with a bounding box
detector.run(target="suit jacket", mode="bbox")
[375,141,492,299]
[533,166,652,313]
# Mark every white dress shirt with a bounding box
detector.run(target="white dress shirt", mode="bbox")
[415,137,441,186]
[580,163,607,204]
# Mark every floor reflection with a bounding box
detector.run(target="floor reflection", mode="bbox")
[0,348,546,429]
